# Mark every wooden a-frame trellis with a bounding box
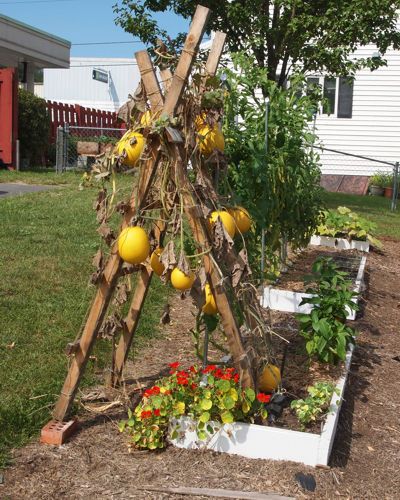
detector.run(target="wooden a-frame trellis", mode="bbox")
[42,4,266,445]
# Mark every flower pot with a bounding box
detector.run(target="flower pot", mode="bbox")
[384,186,393,199]
[369,185,384,196]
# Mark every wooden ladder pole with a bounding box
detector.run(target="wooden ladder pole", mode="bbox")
[163,5,211,116]
[205,32,226,75]
[53,55,165,422]
[171,143,255,388]
[112,15,221,386]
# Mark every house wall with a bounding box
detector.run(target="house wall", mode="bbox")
[315,45,400,176]
[43,57,141,112]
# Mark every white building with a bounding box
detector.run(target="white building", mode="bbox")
[308,44,400,179]
[39,57,141,112]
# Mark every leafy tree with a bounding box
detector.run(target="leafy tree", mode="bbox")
[114,0,400,86]
[18,89,50,165]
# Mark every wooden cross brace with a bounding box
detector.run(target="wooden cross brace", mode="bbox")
[44,5,255,446]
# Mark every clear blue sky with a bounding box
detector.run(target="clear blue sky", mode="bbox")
[0,0,189,58]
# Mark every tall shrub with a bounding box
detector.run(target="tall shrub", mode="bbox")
[18,88,50,166]
[222,54,323,268]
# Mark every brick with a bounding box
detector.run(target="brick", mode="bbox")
[40,419,78,446]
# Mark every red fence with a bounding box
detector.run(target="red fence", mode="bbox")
[46,101,119,141]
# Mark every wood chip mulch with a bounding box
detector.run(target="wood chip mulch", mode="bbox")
[2,239,400,499]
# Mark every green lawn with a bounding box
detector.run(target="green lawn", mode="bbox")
[0,173,167,467]
[323,191,400,240]
[0,169,82,186]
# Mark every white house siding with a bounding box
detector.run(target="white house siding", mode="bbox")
[43,57,141,112]
[315,45,400,176]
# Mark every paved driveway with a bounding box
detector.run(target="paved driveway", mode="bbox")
[0,183,55,197]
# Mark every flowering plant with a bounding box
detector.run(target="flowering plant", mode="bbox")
[119,362,270,450]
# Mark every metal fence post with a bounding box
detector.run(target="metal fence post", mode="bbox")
[391,161,399,211]
[63,123,69,172]
[55,126,64,173]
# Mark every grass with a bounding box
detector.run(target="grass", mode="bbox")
[0,169,82,186]
[323,191,400,240]
[0,173,168,467]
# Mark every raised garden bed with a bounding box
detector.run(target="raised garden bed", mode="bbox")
[261,248,367,320]
[310,235,370,252]
[168,344,354,467]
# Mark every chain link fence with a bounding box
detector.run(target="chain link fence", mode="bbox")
[56,125,126,172]
[312,144,399,211]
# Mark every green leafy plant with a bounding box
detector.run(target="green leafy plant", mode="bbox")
[119,362,269,450]
[221,54,323,272]
[369,172,389,188]
[18,88,51,166]
[291,381,339,428]
[297,257,357,364]
[316,206,381,247]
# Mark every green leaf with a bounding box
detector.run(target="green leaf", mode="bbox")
[200,399,212,411]
[221,411,234,424]
[245,388,255,402]
[223,395,235,410]
[216,379,231,393]
[199,411,210,423]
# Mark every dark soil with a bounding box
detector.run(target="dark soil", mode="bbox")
[277,247,363,292]
[267,311,344,434]
[2,239,400,499]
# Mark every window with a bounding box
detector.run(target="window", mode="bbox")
[337,77,353,118]
[323,77,336,114]
[306,76,354,118]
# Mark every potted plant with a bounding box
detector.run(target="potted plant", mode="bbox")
[369,172,385,196]
[382,173,394,199]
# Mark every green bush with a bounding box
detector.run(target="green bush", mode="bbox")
[222,54,323,271]
[18,88,50,166]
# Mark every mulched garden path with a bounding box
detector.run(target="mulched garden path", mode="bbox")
[2,239,400,499]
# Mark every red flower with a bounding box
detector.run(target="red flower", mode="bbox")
[153,409,161,416]
[140,410,152,419]
[189,365,197,373]
[202,364,216,374]
[257,393,271,404]
[169,361,180,373]
[143,386,161,398]
[233,374,239,383]
[177,377,188,386]
[190,383,198,390]
[177,370,189,378]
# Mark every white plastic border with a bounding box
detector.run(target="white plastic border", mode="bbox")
[260,255,367,321]
[169,345,354,467]
[310,235,370,252]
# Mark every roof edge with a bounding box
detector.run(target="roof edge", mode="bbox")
[0,13,71,48]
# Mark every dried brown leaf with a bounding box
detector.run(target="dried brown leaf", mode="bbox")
[115,201,130,215]
[212,217,234,259]
[160,241,177,276]
[231,248,252,288]
[177,251,190,276]
[93,189,108,223]
[99,314,124,339]
[97,224,116,246]
[113,282,129,307]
